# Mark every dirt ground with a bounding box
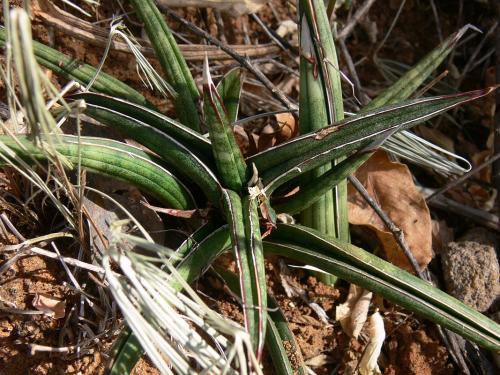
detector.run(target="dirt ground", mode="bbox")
[0,0,498,374]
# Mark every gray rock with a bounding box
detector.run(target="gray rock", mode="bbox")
[441,238,500,312]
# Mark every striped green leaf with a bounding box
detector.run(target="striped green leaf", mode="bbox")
[265,295,307,375]
[242,194,267,359]
[298,1,348,284]
[249,88,496,194]
[217,67,244,124]
[215,268,306,375]
[173,225,232,290]
[108,330,143,375]
[367,25,475,110]
[369,25,477,174]
[69,93,212,158]
[222,190,266,357]
[298,13,336,242]
[79,102,223,205]
[265,224,500,351]
[274,151,371,214]
[0,27,152,108]
[129,0,201,131]
[0,135,195,209]
[203,59,247,192]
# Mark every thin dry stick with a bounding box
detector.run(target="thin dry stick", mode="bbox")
[336,0,377,41]
[347,175,425,278]
[427,152,500,202]
[374,0,407,57]
[37,0,281,61]
[495,3,500,232]
[338,38,370,105]
[162,6,298,110]
[250,13,295,53]
[29,246,105,274]
[349,176,473,373]
[454,20,498,90]
[429,0,443,43]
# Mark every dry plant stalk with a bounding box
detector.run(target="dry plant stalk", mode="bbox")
[156,0,268,15]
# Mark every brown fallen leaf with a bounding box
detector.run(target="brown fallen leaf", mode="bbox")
[348,151,434,271]
[235,112,298,156]
[274,112,298,143]
[234,125,250,155]
[471,149,493,183]
[32,294,66,319]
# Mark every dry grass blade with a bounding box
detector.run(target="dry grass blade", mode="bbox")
[105,222,262,375]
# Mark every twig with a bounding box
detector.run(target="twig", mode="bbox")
[36,0,281,61]
[250,13,295,56]
[0,306,45,315]
[338,38,370,105]
[350,178,478,373]
[336,0,377,41]
[0,212,26,241]
[454,20,498,90]
[348,175,425,278]
[161,6,298,110]
[29,344,77,355]
[374,0,407,57]
[29,246,105,274]
[422,187,499,231]
[494,4,500,232]
[427,152,500,202]
[429,0,443,43]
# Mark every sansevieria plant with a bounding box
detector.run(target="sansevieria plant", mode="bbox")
[0,1,499,374]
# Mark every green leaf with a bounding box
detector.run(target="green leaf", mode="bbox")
[0,135,195,209]
[298,1,348,270]
[215,268,306,375]
[250,88,496,194]
[265,224,500,351]
[217,67,244,124]
[108,330,143,375]
[69,93,212,159]
[80,102,223,205]
[129,0,201,131]
[174,225,232,289]
[242,194,267,359]
[173,221,221,263]
[203,59,247,192]
[298,13,336,241]
[0,27,152,108]
[274,151,371,214]
[265,295,307,375]
[368,25,477,175]
[367,25,475,110]
[221,190,266,357]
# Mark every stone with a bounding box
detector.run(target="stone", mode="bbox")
[441,233,499,312]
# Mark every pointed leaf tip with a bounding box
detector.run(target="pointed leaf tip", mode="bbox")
[203,54,213,88]
[452,85,499,102]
